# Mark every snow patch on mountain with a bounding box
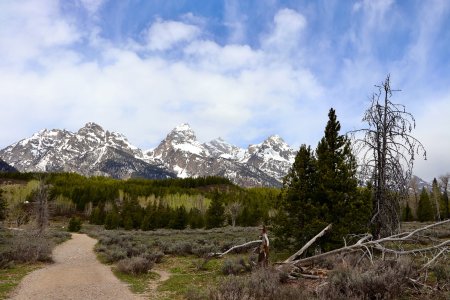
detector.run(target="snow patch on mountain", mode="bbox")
[1,122,298,187]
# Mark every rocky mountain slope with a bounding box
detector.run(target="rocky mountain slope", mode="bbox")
[0,123,174,179]
[0,158,17,172]
[0,123,296,187]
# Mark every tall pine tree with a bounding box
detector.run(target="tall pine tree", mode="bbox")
[417,188,433,222]
[273,145,325,250]
[274,108,371,251]
[206,191,225,229]
[316,108,367,249]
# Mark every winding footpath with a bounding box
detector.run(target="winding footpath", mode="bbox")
[10,233,142,300]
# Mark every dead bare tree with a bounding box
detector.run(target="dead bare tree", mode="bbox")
[285,220,449,267]
[34,178,49,236]
[225,201,242,227]
[351,75,426,237]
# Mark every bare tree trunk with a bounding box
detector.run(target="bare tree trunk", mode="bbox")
[351,75,426,237]
[35,178,49,236]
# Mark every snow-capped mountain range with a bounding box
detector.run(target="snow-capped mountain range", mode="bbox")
[0,123,296,187]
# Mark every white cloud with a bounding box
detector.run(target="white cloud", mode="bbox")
[413,94,450,182]
[0,0,81,68]
[0,1,448,182]
[224,0,247,43]
[0,4,323,150]
[79,0,105,15]
[146,19,200,51]
[262,8,306,52]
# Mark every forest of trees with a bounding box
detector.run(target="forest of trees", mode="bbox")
[0,172,280,230]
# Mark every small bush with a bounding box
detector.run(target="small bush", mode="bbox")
[102,245,128,263]
[0,233,53,267]
[116,256,154,275]
[222,259,244,275]
[143,250,164,263]
[68,216,82,232]
[319,258,414,300]
[222,257,253,275]
[205,268,308,300]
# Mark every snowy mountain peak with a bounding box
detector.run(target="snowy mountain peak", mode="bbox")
[83,122,104,131]
[0,123,172,179]
[78,122,105,135]
[166,123,197,145]
[0,122,298,187]
[204,137,245,160]
[266,134,283,143]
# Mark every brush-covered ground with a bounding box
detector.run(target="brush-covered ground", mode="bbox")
[82,222,449,300]
[0,225,71,299]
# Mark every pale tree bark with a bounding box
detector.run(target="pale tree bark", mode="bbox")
[225,201,242,227]
[351,75,426,237]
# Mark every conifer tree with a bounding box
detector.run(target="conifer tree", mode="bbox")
[431,178,441,220]
[170,206,188,229]
[273,145,323,250]
[417,188,433,222]
[188,208,205,229]
[316,108,369,248]
[206,191,225,229]
[402,202,413,221]
[104,209,120,229]
[274,109,371,251]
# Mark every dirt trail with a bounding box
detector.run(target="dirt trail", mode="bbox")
[9,233,141,300]
[146,269,171,299]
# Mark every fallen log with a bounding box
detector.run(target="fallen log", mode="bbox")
[282,219,450,267]
[209,240,262,258]
[283,223,332,263]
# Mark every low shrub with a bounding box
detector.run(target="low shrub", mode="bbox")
[143,250,164,263]
[0,233,52,267]
[319,257,415,300]
[116,256,154,275]
[222,258,253,275]
[202,267,308,300]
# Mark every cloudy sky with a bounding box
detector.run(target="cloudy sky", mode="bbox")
[1,0,449,181]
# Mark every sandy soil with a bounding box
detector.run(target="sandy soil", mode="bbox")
[9,233,142,300]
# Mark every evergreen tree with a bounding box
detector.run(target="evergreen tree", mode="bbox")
[417,188,433,222]
[206,191,225,229]
[274,109,371,251]
[188,208,205,229]
[89,206,104,225]
[141,204,155,231]
[431,178,441,220]
[402,202,413,221]
[273,145,323,250]
[315,108,368,248]
[104,209,121,229]
[170,206,188,229]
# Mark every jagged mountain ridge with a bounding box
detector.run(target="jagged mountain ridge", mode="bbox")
[0,122,296,187]
[143,123,296,186]
[0,123,174,179]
